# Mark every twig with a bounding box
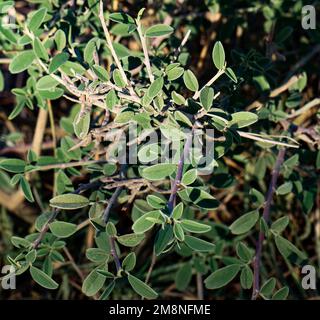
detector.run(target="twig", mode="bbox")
[137,22,154,83]
[102,186,123,223]
[145,250,157,285]
[286,98,320,119]
[193,69,225,100]
[32,180,102,249]
[173,29,191,60]
[246,74,301,110]
[285,44,320,81]
[251,148,286,300]
[63,247,85,281]
[102,165,126,223]
[99,0,134,95]
[30,160,108,172]
[196,272,204,300]
[237,131,299,148]
[109,236,121,272]
[167,128,194,214]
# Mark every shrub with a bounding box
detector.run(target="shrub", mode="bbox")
[0,0,319,300]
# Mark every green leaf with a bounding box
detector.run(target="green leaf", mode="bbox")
[54,30,66,51]
[106,222,117,237]
[20,176,34,202]
[240,266,253,289]
[0,158,26,173]
[200,87,214,111]
[171,91,186,105]
[100,280,115,300]
[212,41,225,70]
[11,236,31,248]
[141,163,176,181]
[274,235,307,263]
[9,51,35,74]
[276,182,292,195]
[184,235,215,252]
[172,202,184,220]
[181,219,211,233]
[82,268,106,297]
[173,223,185,241]
[167,66,184,81]
[154,224,174,255]
[33,37,49,61]
[175,263,192,291]
[96,270,114,278]
[86,248,109,263]
[229,210,259,235]
[225,67,237,83]
[138,143,159,163]
[181,169,197,185]
[128,273,158,299]
[113,69,126,87]
[179,187,219,209]
[132,210,161,233]
[109,12,135,24]
[92,64,109,81]
[145,24,174,37]
[49,221,77,238]
[105,89,119,110]
[229,112,258,129]
[0,70,4,91]
[84,39,97,64]
[48,52,69,73]
[30,266,58,290]
[174,110,193,127]
[260,278,276,298]
[205,264,240,289]
[74,112,90,139]
[122,252,136,272]
[236,242,253,262]
[272,286,289,300]
[117,233,145,247]
[147,77,164,99]
[36,75,59,91]
[271,216,289,234]
[147,195,166,209]
[49,194,90,210]
[114,111,134,124]
[183,70,199,92]
[28,7,47,32]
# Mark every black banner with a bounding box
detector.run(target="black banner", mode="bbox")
[0,300,317,319]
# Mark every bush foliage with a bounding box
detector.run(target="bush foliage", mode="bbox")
[0,0,319,300]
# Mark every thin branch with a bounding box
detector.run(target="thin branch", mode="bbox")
[251,148,286,300]
[145,250,157,285]
[109,236,122,272]
[167,128,194,214]
[30,160,108,172]
[287,98,320,119]
[99,1,132,90]
[102,165,127,223]
[102,186,123,223]
[63,247,85,281]
[32,180,102,249]
[173,29,191,60]
[196,272,204,300]
[237,131,299,149]
[193,69,225,100]
[246,74,301,110]
[137,23,154,83]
